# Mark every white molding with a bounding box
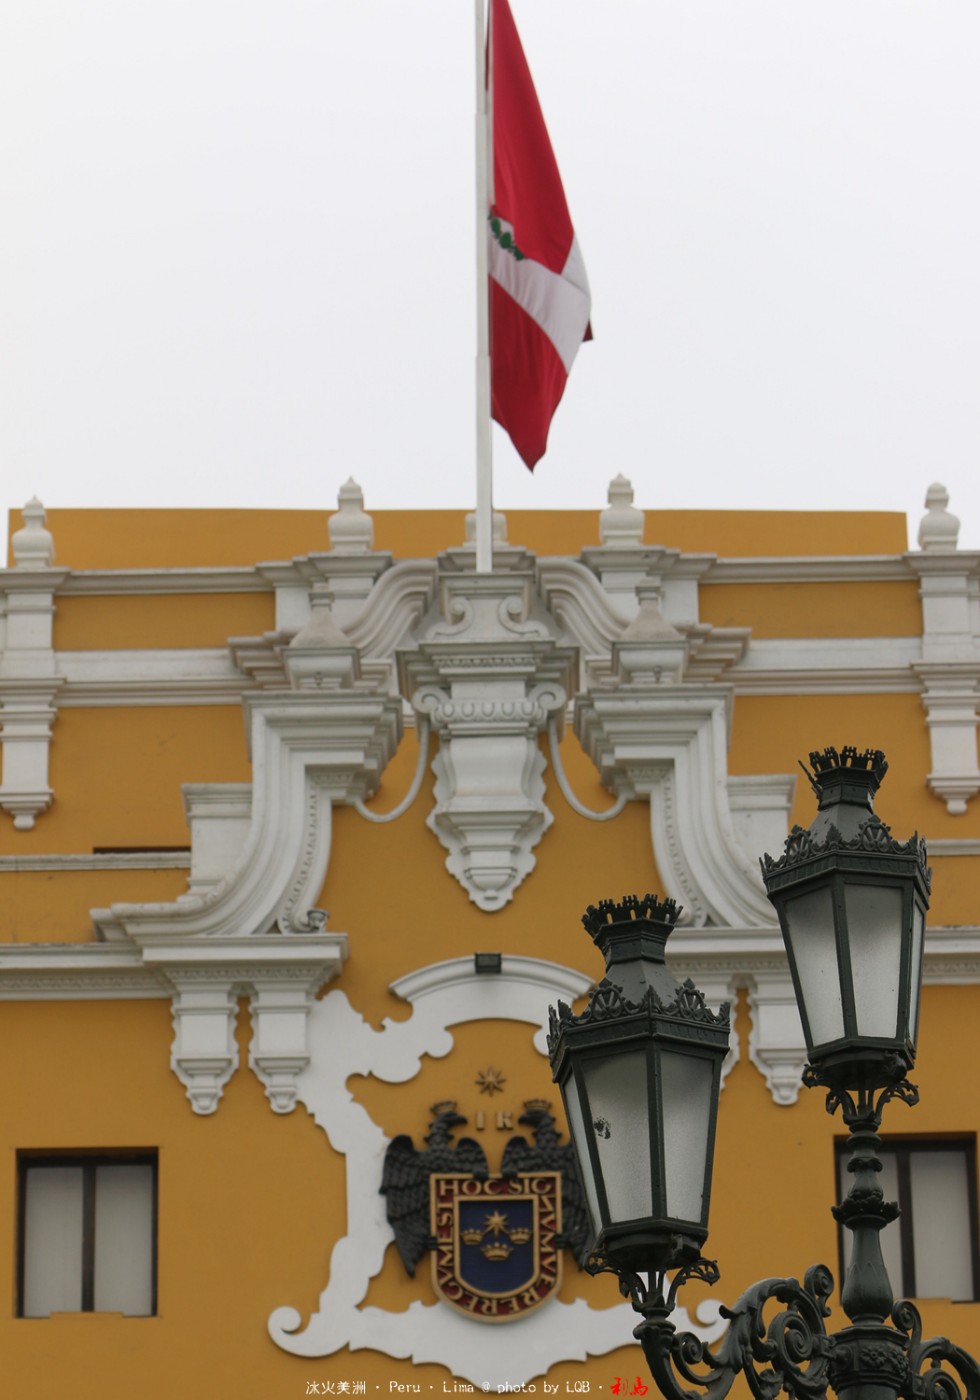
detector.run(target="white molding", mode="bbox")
[576,684,778,928]
[55,649,246,707]
[704,556,915,584]
[731,637,922,696]
[0,852,190,872]
[390,954,594,1054]
[0,944,169,1000]
[268,957,729,1379]
[56,568,268,596]
[928,839,980,856]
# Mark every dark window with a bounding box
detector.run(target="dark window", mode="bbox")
[18,1152,157,1317]
[835,1136,979,1302]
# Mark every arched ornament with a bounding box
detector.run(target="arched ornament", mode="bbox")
[268,955,729,1383]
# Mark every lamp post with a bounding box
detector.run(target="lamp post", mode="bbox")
[548,745,979,1400]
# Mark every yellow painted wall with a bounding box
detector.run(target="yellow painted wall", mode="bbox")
[701,581,922,638]
[10,506,908,568]
[53,592,274,651]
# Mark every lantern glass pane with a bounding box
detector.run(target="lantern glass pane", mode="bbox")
[582,1051,653,1224]
[660,1050,713,1226]
[783,886,844,1048]
[844,883,903,1039]
[562,1076,602,1238]
[909,903,925,1042]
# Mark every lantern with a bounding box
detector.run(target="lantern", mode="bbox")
[548,895,730,1275]
[761,745,931,1091]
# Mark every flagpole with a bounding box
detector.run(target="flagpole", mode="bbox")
[474,0,493,574]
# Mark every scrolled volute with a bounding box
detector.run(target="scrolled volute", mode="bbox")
[895,1299,980,1400]
[624,1264,835,1400]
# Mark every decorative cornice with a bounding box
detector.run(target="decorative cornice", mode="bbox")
[704,556,916,584]
[928,839,980,856]
[0,944,169,999]
[0,851,189,872]
[0,927,975,1002]
[54,568,267,596]
[730,637,922,696]
[55,648,247,707]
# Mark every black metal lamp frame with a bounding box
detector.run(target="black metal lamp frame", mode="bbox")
[549,895,731,1277]
[587,1077,979,1400]
[761,747,931,1093]
[560,747,979,1400]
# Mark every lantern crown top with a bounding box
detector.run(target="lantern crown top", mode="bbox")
[802,745,887,804]
[582,893,680,940]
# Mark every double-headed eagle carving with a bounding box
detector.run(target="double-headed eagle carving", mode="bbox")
[381,1098,591,1276]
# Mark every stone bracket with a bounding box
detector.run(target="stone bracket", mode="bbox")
[139,936,347,1114]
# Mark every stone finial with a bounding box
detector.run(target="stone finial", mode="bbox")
[599,475,644,547]
[11,497,55,569]
[464,510,508,545]
[328,478,374,553]
[917,483,960,552]
[290,585,352,650]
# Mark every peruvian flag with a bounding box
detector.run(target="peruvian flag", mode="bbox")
[488,0,592,471]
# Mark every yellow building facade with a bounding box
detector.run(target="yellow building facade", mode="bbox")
[0,482,977,1398]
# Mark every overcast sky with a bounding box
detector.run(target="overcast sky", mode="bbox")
[2,1,979,549]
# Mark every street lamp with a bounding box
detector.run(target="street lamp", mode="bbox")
[548,745,980,1400]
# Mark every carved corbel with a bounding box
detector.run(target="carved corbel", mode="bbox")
[746,966,808,1105]
[138,937,346,1114]
[161,965,242,1115]
[399,552,577,911]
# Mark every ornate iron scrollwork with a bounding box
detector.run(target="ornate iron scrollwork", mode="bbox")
[589,1255,834,1400]
[895,1299,980,1400]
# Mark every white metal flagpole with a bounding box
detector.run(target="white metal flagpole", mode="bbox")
[474,0,493,574]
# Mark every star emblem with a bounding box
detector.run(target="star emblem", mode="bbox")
[476,1066,507,1096]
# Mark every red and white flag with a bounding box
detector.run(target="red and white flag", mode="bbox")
[488,0,592,471]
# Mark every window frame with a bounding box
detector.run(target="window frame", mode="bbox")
[16,1149,159,1318]
[834,1134,980,1302]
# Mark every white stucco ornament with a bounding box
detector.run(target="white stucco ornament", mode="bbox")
[268,956,729,1382]
[917,482,960,552]
[399,550,577,910]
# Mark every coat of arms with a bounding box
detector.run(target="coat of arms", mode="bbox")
[381,1099,590,1323]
